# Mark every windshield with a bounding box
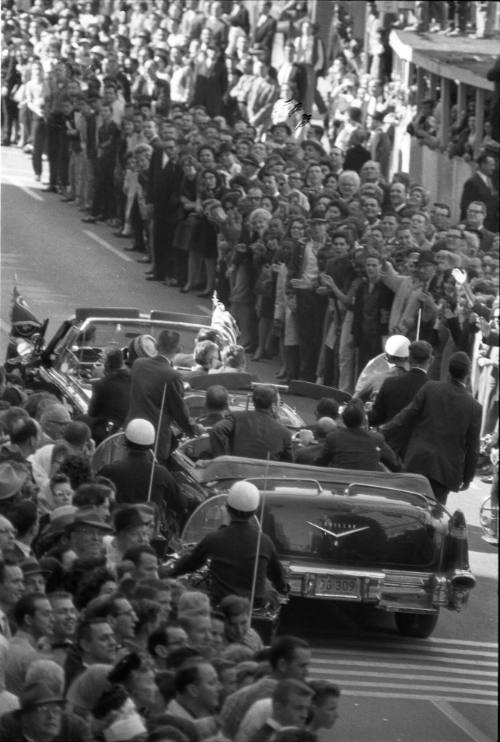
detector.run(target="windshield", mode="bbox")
[52,318,209,378]
[76,319,205,355]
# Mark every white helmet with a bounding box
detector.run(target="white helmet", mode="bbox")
[226,481,260,513]
[125,419,155,446]
[384,334,410,359]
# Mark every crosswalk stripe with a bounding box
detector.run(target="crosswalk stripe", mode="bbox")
[308,678,497,695]
[342,690,496,706]
[425,637,498,648]
[314,645,498,658]
[313,654,497,667]
[312,659,497,676]
[311,669,496,685]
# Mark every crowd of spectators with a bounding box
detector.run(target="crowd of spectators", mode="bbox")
[0,3,499,739]
[1,1,498,403]
[0,387,342,742]
[1,0,499,412]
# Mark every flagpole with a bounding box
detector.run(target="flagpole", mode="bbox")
[147,383,167,503]
[416,308,422,341]
[248,452,271,629]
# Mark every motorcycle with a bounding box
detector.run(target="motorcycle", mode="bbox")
[162,493,288,643]
[479,434,498,546]
[5,285,48,378]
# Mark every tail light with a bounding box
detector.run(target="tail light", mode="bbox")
[443,509,476,610]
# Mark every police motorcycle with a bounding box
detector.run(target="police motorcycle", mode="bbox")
[479,434,498,546]
[5,285,49,378]
[163,481,289,644]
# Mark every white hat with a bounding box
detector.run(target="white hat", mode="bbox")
[125,419,155,446]
[227,481,260,513]
[384,335,410,358]
[90,45,106,56]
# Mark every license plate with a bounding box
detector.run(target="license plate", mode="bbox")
[315,576,360,599]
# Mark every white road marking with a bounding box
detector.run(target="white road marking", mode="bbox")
[309,678,497,695]
[341,690,496,705]
[432,699,495,742]
[312,669,496,685]
[318,656,497,668]
[196,304,212,315]
[424,637,498,647]
[3,175,44,201]
[312,658,497,675]
[82,230,133,262]
[316,646,498,658]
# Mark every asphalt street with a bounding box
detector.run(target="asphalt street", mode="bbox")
[0,146,498,742]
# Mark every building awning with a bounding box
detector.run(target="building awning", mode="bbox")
[390,30,496,91]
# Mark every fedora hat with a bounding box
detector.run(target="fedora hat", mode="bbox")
[270,121,292,136]
[66,507,112,533]
[240,154,260,168]
[20,557,51,578]
[113,507,145,534]
[300,139,326,158]
[20,682,64,712]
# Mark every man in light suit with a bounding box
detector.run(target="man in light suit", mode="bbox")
[460,152,498,232]
[246,58,278,135]
[127,330,196,462]
[383,352,482,505]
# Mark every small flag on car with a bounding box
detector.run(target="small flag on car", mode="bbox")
[10,284,42,328]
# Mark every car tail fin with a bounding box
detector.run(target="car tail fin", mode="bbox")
[443,509,476,610]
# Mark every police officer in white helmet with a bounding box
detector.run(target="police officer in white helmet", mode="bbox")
[354,334,410,402]
[97,418,186,529]
[167,481,288,607]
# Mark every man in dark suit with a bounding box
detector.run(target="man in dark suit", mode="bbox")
[145,137,183,283]
[383,352,482,504]
[252,0,277,62]
[228,0,250,35]
[87,348,131,444]
[369,340,432,454]
[210,385,292,461]
[460,152,498,232]
[461,200,495,253]
[316,399,400,472]
[127,330,196,462]
[295,416,337,465]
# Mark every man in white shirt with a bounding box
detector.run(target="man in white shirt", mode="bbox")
[236,678,313,742]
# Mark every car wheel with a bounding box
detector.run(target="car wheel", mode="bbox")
[394,612,439,638]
